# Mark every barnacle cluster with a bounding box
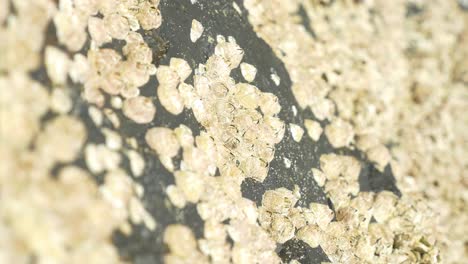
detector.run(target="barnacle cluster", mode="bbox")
[1,0,466,263]
[161,37,285,263]
[1,0,162,262]
[245,0,467,262]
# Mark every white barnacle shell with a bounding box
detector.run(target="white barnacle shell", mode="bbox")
[190,19,204,42]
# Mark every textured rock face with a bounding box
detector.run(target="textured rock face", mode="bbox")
[1,0,467,264]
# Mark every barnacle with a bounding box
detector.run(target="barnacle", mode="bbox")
[190,19,204,42]
[289,123,304,142]
[304,119,323,141]
[122,96,156,124]
[325,118,354,148]
[240,62,257,82]
[145,127,180,158]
